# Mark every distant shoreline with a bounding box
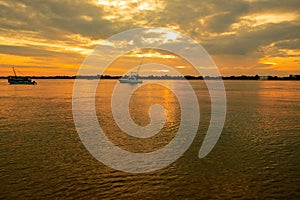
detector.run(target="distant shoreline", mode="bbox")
[0,75,299,80]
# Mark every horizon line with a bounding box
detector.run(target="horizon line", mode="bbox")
[0,74,299,80]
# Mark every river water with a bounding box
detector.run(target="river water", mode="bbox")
[0,80,299,199]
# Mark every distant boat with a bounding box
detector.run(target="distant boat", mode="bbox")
[119,55,143,84]
[119,72,142,84]
[8,67,37,85]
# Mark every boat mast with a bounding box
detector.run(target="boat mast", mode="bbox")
[12,67,17,77]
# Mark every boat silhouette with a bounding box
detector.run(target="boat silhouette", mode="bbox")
[8,67,37,85]
[119,72,142,84]
[119,53,143,84]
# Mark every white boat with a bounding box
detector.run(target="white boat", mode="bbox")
[119,72,142,84]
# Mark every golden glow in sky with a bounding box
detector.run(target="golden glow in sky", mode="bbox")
[0,0,299,76]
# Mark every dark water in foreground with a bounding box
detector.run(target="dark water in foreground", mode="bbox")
[0,80,299,199]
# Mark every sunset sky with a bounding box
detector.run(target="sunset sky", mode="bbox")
[0,0,299,76]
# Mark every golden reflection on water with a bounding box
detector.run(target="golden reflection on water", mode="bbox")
[257,81,299,102]
[96,80,180,153]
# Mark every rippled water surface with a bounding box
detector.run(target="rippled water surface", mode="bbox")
[0,80,299,199]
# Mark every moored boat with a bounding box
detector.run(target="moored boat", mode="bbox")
[119,72,142,84]
[8,67,37,85]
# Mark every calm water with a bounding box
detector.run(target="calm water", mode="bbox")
[0,79,299,199]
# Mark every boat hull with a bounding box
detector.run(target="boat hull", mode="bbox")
[8,80,37,85]
[119,79,142,84]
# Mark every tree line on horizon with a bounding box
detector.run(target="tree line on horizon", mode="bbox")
[0,74,299,80]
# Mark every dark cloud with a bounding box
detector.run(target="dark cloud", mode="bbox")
[157,0,299,55]
[203,1,249,33]
[0,0,118,40]
[0,45,57,57]
[249,0,300,13]
[157,0,250,33]
[274,39,300,50]
[203,21,300,55]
